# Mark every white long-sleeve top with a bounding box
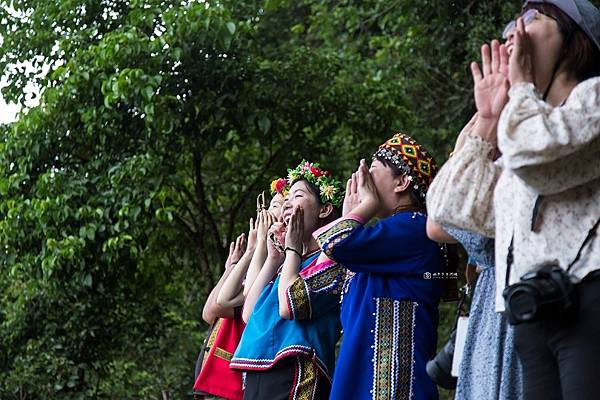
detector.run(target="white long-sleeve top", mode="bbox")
[427,78,600,312]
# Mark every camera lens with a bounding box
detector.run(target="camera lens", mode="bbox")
[426,330,457,389]
[505,285,539,323]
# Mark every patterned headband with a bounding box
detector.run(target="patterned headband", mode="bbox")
[373,133,437,199]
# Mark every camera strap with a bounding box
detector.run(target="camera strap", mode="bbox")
[505,217,600,287]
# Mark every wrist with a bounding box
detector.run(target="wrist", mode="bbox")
[267,251,283,261]
[285,246,302,259]
[510,72,533,87]
[361,197,379,214]
[472,117,497,143]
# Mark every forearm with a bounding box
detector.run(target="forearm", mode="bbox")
[277,251,302,319]
[242,257,280,322]
[243,240,268,296]
[202,265,235,324]
[426,217,457,244]
[426,135,498,238]
[217,249,254,308]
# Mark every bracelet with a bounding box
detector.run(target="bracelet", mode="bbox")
[285,247,302,258]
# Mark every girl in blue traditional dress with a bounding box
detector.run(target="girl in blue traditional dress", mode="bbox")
[314,134,445,400]
[230,161,345,400]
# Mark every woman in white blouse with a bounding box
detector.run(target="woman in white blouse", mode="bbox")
[427,1,600,399]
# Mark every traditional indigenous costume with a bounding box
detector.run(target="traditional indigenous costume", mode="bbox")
[194,179,290,400]
[314,134,446,400]
[230,162,345,400]
[194,311,245,400]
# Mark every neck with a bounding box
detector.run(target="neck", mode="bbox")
[544,73,578,107]
[380,195,414,218]
[303,237,320,255]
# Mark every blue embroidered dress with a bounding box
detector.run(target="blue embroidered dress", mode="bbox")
[444,227,523,400]
[230,251,344,383]
[314,211,446,400]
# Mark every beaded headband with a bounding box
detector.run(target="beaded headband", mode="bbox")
[373,133,437,199]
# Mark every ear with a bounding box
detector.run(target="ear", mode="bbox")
[318,203,334,219]
[393,175,412,193]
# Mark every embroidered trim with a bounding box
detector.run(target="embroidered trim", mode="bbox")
[304,264,344,294]
[287,277,312,320]
[340,269,356,304]
[316,218,361,258]
[287,254,344,319]
[397,301,417,399]
[213,347,233,362]
[289,357,318,400]
[230,346,332,382]
[206,319,223,351]
[371,298,417,400]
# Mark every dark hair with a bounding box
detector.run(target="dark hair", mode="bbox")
[374,156,426,212]
[524,3,600,82]
[293,178,341,226]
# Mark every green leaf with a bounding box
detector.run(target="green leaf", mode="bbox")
[142,86,154,101]
[83,273,93,287]
[257,116,271,133]
[226,22,236,35]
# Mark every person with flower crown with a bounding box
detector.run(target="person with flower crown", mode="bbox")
[230,161,345,400]
[314,134,446,400]
[193,181,287,400]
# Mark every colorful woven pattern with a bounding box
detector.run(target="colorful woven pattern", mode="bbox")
[373,133,437,199]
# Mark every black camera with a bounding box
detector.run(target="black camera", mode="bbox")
[426,330,457,389]
[503,263,578,325]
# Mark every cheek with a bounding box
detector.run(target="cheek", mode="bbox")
[298,199,320,227]
[527,24,563,58]
[371,174,391,193]
[270,207,282,219]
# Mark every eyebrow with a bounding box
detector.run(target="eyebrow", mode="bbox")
[291,188,308,195]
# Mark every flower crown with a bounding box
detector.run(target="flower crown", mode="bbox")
[270,177,289,196]
[287,160,344,207]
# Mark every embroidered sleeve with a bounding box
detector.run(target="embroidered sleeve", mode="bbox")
[426,135,498,238]
[286,256,344,320]
[315,215,364,258]
[498,79,600,195]
[314,214,438,274]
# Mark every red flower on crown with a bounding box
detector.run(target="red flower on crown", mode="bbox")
[310,166,323,177]
[275,178,286,193]
[270,177,289,195]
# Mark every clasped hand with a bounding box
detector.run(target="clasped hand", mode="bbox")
[342,159,379,216]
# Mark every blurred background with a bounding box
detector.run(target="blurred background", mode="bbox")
[1,0,560,398]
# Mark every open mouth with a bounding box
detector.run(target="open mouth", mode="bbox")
[282,212,292,225]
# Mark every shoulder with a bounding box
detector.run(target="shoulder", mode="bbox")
[568,77,600,106]
[390,211,428,234]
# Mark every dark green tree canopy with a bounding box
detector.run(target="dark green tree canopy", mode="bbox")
[0,0,528,398]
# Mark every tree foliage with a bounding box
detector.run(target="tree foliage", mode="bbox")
[0,0,521,398]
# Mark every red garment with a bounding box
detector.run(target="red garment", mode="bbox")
[194,312,246,400]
